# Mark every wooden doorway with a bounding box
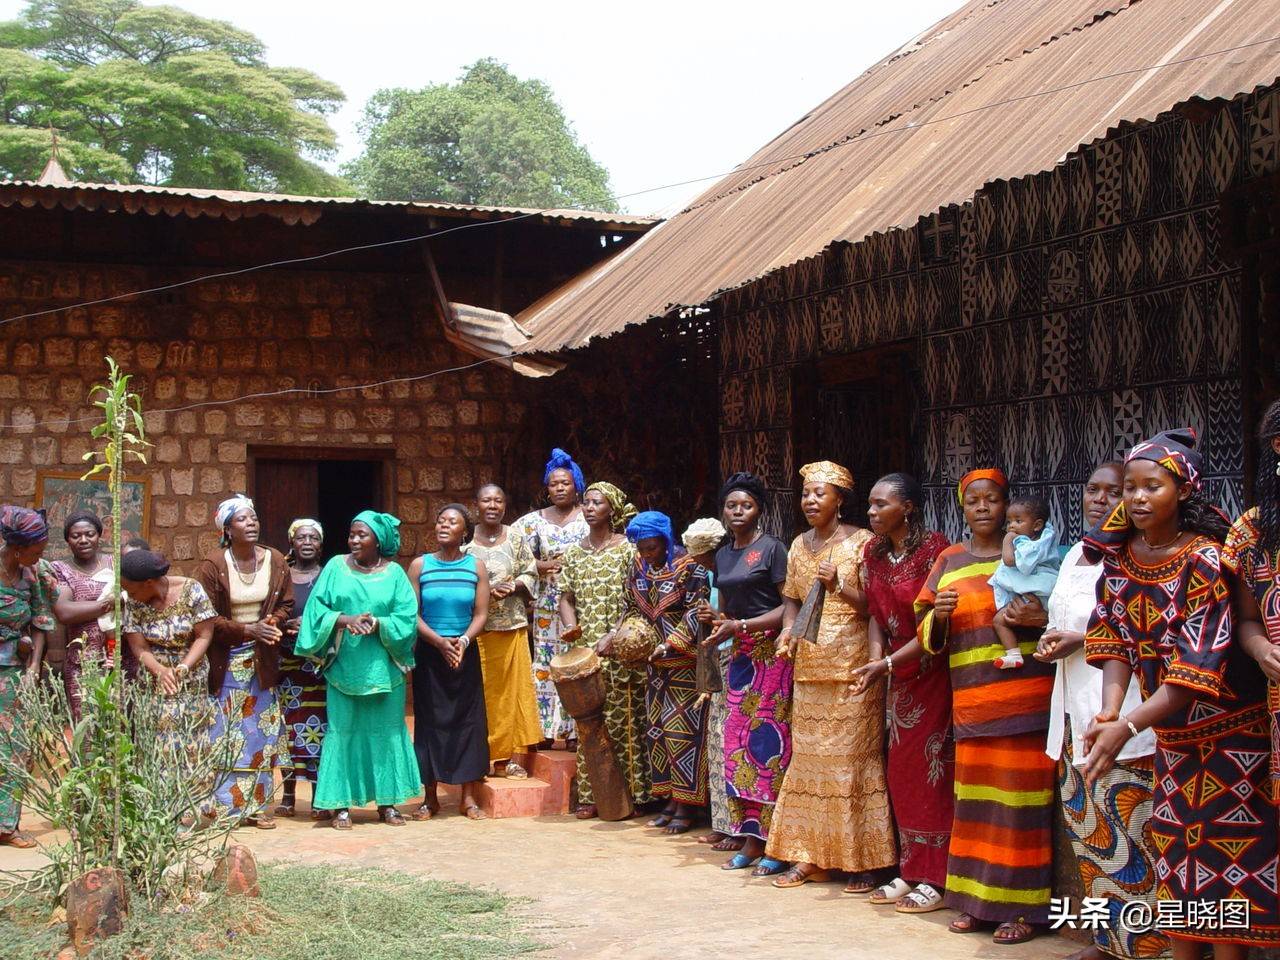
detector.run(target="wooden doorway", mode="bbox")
[248,446,395,558]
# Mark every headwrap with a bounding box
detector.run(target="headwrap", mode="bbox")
[287,518,324,542]
[214,494,255,530]
[121,549,169,581]
[682,518,727,556]
[62,510,103,540]
[719,472,768,509]
[0,505,49,546]
[543,447,585,494]
[353,510,401,557]
[1126,428,1202,489]
[626,511,675,566]
[957,468,1009,504]
[799,460,854,490]
[586,481,637,531]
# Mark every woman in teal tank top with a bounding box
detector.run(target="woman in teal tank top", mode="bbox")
[407,504,491,820]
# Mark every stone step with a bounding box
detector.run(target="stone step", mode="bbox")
[436,749,576,819]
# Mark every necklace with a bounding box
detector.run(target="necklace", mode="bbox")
[808,524,842,553]
[582,533,618,553]
[887,544,909,565]
[351,555,383,573]
[478,527,503,545]
[231,548,260,585]
[1142,530,1184,551]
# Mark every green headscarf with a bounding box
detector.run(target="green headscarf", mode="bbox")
[586,481,638,532]
[353,510,401,557]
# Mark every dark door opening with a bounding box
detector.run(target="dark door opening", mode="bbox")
[249,447,393,559]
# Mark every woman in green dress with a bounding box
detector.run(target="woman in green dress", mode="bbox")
[294,511,420,830]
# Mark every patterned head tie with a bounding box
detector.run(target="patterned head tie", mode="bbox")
[1126,428,1202,489]
[957,468,1009,504]
[682,518,727,556]
[543,447,585,494]
[586,481,637,531]
[626,510,675,566]
[288,518,324,541]
[799,461,854,490]
[0,505,48,546]
[214,494,255,530]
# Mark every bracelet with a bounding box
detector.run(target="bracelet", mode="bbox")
[1121,716,1140,739]
[883,656,893,675]
[835,576,845,595]
[739,620,748,634]
[175,663,190,679]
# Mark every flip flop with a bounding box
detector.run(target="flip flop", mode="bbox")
[665,816,695,835]
[896,883,945,914]
[751,858,787,877]
[772,866,832,888]
[722,853,758,871]
[647,811,675,828]
[463,804,488,821]
[868,877,912,904]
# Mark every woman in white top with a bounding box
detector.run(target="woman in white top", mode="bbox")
[1035,463,1169,960]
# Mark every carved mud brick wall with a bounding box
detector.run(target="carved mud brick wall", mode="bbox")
[716,87,1276,542]
[0,261,525,569]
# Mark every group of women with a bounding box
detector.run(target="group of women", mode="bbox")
[2,417,1280,958]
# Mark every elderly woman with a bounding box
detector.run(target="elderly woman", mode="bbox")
[767,462,895,891]
[466,484,540,780]
[1085,430,1276,959]
[194,495,292,828]
[559,481,644,819]
[294,511,419,830]
[0,506,55,848]
[515,448,590,745]
[851,473,952,913]
[49,511,119,719]
[623,510,710,834]
[275,518,328,819]
[914,468,1055,945]
[409,504,491,821]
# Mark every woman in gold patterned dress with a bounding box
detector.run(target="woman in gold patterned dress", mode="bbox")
[767,461,897,891]
[559,481,645,818]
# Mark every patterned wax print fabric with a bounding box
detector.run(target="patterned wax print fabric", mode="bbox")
[765,529,897,873]
[559,539,650,804]
[208,641,285,819]
[863,530,954,886]
[0,564,54,832]
[1088,535,1279,946]
[916,543,1055,923]
[514,509,589,741]
[465,531,538,633]
[51,559,138,720]
[278,573,326,784]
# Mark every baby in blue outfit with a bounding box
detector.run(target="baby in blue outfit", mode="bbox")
[989,496,1060,670]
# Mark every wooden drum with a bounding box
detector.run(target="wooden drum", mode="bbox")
[610,616,660,665]
[549,646,634,822]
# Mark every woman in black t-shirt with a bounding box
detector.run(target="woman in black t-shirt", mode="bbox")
[704,473,794,875]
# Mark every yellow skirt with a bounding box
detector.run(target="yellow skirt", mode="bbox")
[477,628,542,763]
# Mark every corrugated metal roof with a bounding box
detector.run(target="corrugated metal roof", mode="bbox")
[0,179,656,231]
[443,302,564,378]
[517,0,1280,351]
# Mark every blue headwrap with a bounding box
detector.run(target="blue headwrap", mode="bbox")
[626,511,675,566]
[543,448,585,494]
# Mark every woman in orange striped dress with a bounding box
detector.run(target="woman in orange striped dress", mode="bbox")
[912,469,1055,946]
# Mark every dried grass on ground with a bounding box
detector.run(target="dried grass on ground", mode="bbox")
[0,862,543,960]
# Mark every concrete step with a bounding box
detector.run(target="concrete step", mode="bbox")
[436,749,577,819]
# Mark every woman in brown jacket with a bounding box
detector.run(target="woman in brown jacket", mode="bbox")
[194,495,293,828]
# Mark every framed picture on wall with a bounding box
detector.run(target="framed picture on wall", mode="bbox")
[34,470,151,562]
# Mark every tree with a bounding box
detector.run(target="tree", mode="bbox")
[0,0,346,194]
[345,58,617,211]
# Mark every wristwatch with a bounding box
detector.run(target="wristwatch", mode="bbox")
[175,663,190,680]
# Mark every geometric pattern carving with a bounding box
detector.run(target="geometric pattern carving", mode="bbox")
[1096,139,1122,227]
[1176,121,1203,204]
[1208,108,1240,193]
[1127,135,1149,215]
[1042,313,1069,394]
[1248,89,1280,177]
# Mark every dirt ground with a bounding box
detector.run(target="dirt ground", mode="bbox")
[3,799,1082,960]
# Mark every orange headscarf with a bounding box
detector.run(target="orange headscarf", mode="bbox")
[957,468,1008,504]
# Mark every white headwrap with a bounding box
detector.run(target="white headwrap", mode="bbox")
[681,517,727,556]
[288,518,324,541]
[214,494,255,530]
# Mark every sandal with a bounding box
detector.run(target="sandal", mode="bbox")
[722,853,758,871]
[711,836,745,852]
[948,913,983,934]
[332,811,352,831]
[463,803,488,821]
[0,830,36,849]
[698,831,727,845]
[380,806,406,826]
[311,808,332,821]
[575,804,598,820]
[896,883,945,914]
[993,919,1038,945]
[410,803,438,822]
[647,807,676,828]
[664,816,695,835]
[751,857,787,877]
[503,761,528,779]
[274,803,295,818]
[250,816,277,830]
[843,873,877,895]
[772,865,832,888]
[868,877,912,904]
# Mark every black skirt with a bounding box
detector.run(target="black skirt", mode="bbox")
[412,639,490,786]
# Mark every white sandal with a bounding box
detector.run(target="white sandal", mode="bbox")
[868,877,912,904]
[503,761,529,780]
[896,883,945,913]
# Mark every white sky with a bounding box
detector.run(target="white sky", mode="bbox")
[0,0,962,215]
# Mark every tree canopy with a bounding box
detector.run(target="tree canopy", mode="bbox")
[0,0,346,193]
[345,58,616,211]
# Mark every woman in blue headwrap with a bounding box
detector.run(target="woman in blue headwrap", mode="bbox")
[294,511,420,829]
[514,448,589,745]
[621,510,711,834]
[0,506,54,847]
